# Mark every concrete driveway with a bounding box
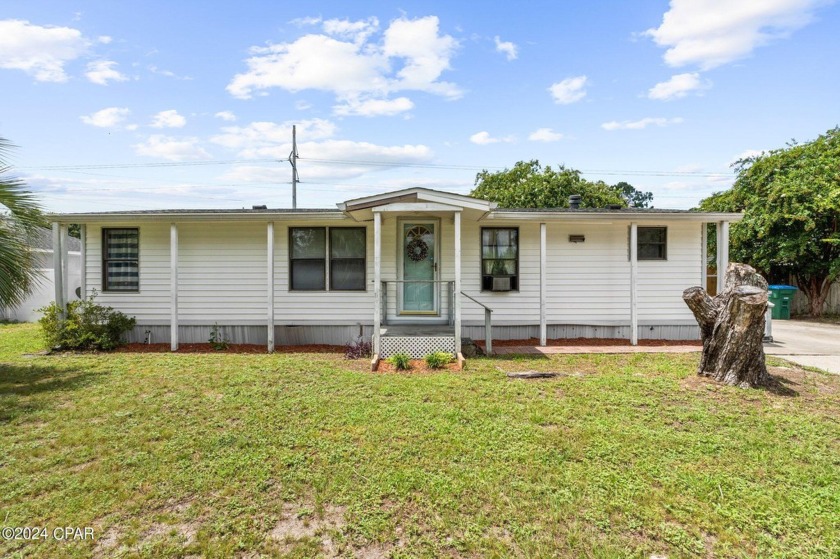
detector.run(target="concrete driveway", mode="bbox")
[764,320,840,374]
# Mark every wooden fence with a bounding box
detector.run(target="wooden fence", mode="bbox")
[791,281,840,315]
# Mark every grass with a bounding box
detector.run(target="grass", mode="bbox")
[1,323,838,558]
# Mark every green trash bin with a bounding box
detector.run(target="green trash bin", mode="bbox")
[768,285,798,320]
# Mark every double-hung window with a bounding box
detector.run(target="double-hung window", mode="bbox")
[289,227,366,291]
[481,227,519,291]
[103,228,139,292]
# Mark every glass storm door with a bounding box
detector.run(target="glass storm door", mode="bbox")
[401,221,437,314]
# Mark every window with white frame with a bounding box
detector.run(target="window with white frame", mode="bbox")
[103,228,139,292]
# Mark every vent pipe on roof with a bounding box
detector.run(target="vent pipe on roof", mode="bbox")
[569,194,582,209]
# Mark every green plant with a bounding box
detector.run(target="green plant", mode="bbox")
[424,351,452,369]
[388,352,411,370]
[38,290,136,351]
[209,323,229,350]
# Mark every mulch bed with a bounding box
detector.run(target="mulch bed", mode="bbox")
[115,343,344,354]
[476,337,703,348]
[375,358,461,373]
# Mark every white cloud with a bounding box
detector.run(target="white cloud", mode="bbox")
[0,19,89,82]
[151,109,186,128]
[148,65,192,80]
[214,111,236,122]
[333,96,414,117]
[647,72,709,100]
[97,35,112,44]
[528,128,565,142]
[295,100,312,111]
[85,60,128,85]
[470,131,515,145]
[322,17,379,43]
[80,107,130,128]
[729,148,766,165]
[221,139,433,182]
[227,15,460,115]
[549,75,588,104]
[494,36,518,61]
[211,118,337,156]
[601,117,684,130]
[134,135,210,161]
[644,0,825,70]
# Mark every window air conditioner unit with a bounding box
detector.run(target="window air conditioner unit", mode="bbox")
[491,277,512,292]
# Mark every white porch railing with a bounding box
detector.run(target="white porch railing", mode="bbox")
[460,291,493,355]
[380,280,456,326]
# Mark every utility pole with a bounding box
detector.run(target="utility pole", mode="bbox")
[288,125,299,209]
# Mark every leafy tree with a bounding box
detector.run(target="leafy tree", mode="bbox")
[471,160,627,208]
[613,181,654,208]
[699,127,840,316]
[0,137,45,308]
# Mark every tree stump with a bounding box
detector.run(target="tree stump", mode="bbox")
[683,263,770,388]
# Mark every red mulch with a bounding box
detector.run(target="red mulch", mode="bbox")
[115,343,344,354]
[475,337,703,348]
[375,358,461,373]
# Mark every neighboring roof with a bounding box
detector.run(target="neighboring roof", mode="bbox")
[25,226,82,252]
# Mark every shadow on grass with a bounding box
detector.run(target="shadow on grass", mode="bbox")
[760,374,800,397]
[0,363,103,423]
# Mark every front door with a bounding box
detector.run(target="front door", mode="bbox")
[400,220,438,314]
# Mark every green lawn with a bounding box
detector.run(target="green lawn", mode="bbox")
[0,323,838,558]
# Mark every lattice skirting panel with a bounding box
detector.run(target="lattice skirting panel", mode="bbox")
[380,336,455,358]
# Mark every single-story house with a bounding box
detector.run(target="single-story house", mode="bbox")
[1,227,81,322]
[50,188,742,358]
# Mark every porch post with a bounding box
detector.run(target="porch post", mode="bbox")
[79,224,87,299]
[454,211,462,354]
[717,221,729,293]
[267,222,275,352]
[700,222,707,293]
[60,224,70,304]
[373,211,382,356]
[539,222,547,346]
[52,222,65,317]
[170,223,178,351]
[630,222,638,346]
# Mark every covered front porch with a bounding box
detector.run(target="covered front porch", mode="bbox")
[339,189,497,362]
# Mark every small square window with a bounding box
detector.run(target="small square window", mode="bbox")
[637,227,667,260]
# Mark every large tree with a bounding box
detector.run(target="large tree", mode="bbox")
[699,127,840,316]
[0,138,45,308]
[470,160,653,208]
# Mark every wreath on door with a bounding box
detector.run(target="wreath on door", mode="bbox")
[406,226,431,262]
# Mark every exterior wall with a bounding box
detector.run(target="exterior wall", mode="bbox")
[1,250,81,322]
[273,221,375,325]
[80,216,703,342]
[85,223,171,323]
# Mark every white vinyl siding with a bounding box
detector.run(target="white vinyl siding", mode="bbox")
[178,222,267,323]
[85,223,171,323]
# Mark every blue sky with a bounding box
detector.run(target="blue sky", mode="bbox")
[1,0,839,212]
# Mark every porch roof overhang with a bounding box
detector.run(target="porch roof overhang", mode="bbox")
[338,187,495,222]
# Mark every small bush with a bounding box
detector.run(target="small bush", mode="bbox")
[344,336,372,359]
[388,352,411,370]
[209,322,229,350]
[39,291,136,351]
[424,351,452,369]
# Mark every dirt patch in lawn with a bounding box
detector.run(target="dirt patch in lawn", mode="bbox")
[478,337,703,348]
[114,343,343,354]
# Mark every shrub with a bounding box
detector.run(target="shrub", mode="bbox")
[388,352,411,371]
[39,291,136,351]
[424,351,452,369]
[344,336,372,359]
[209,323,229,350]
